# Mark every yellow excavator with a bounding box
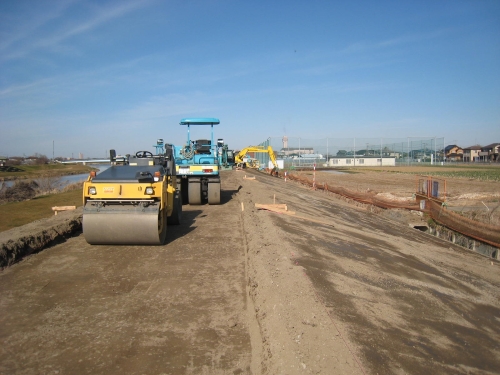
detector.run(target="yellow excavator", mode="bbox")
[234,146,279,174]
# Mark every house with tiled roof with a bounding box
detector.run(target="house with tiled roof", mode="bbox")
[480,143,500,162]
[444,145,463,161]
[462,145,482,162]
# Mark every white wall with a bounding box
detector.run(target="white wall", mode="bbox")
[268,160,285,169]
[328,157,396,167]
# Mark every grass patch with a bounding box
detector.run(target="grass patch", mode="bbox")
[0,189,82,232]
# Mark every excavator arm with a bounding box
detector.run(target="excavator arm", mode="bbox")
[235,146,265,164]
[267,146,278,169]
[234,146,278,170]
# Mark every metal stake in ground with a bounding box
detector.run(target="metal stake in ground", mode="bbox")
[313,163,316,189]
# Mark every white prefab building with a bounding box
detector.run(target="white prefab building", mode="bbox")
[268,160,285,169]
[328,157,396,167]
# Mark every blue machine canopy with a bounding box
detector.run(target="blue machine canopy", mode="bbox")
[179,118,220,125]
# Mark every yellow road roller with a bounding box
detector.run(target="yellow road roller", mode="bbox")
[82,144,181,245]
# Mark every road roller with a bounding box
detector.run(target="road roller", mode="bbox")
[82,143,181,245]
[174,118,221,205]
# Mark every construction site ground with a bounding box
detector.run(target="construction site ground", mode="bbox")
[1,168,499,375]
[312,167,500,212]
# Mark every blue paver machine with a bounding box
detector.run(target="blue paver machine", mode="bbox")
[174,118,221,205]
[217,138,235,170]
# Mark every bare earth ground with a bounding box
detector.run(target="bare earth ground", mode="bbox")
[308,168,500,225]
[1,169,499,374]
[311,168,500,204]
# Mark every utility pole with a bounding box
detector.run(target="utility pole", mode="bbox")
[353,138,356,166]
[326,137,329,165]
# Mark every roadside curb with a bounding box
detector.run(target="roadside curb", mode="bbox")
[0,207,83,269]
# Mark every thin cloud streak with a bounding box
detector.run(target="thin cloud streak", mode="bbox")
[1,0,154,61]
[341,29,453,54]
[52,1,150,42]
[0,0,79,52]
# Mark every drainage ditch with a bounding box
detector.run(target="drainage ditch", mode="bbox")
[411,223,499,260]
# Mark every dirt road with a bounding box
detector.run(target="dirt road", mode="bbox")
[1,170,499,374]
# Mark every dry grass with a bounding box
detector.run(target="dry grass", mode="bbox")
[0,164,94,180]
[34,179,83,196]
[0,189,82,232]
[454,204,500,227]
[0,178,83,204]
[333,164,500,181]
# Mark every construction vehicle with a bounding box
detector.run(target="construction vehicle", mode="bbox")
[174,118,221,205]
[234,146,279,173]
[217,139,235,170]
[82,141,181,245]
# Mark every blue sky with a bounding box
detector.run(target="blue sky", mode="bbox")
[1,0,499,158]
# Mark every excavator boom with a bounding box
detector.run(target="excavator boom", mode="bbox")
[234,146,279,171]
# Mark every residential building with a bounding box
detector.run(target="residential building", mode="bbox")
[444,145,463,161]
[480,143,500,162]
[462,145,482,162]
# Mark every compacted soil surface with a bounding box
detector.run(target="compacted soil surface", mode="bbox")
[1,169,499,374]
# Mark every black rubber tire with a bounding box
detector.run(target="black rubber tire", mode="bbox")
[207,182,221,205]
[188,181,202,205]
[167,193,182,225]
[180,179,188,205]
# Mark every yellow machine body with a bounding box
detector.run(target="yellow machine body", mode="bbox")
[82,150,181,245]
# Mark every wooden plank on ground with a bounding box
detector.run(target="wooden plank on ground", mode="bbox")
[51,206,76,215]
[255,203,289,211]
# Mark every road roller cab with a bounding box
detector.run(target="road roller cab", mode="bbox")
[82,146,181,245]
